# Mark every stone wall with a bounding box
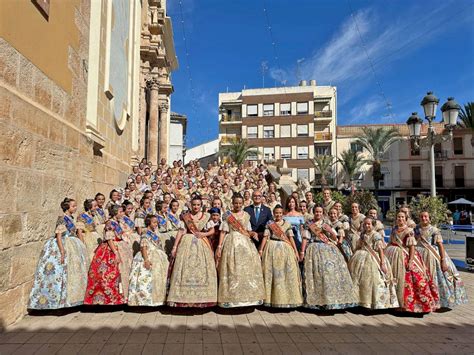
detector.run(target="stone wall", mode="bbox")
[0,0,135,328]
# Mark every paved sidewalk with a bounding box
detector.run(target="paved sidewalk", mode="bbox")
[1,271,473,355]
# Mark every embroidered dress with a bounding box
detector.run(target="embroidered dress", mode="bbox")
[157,213,175,258]
[167,213,218,307]
[303,220,358,310]
[134,208,148,231]
[348,213,365,252]
[261,220,303,308]
[84,220,126,305]
[121,215,141,256]
[348,230,399,309]
[415,225,468,308]
[327,219,352,261]
[77,212,101,261]
[283,215,305,250]
[128,229,169,306]
[29,215,88,309]
[218,211,265,308]
[385,226,439,312]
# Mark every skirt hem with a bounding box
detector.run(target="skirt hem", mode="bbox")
[218,300,263,308]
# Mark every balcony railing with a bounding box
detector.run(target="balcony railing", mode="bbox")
[220,136,241,144]
[314,132,332,141]
[434,150,449,160]
[221,113,242,122]
[315,110,332,118]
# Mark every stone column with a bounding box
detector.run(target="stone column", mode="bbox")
[159,100,169,162]
[146,76,159,167]
[138,75,148,159]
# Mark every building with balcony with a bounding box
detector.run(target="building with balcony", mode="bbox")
[336,124,474,213]
[218,80,337,182]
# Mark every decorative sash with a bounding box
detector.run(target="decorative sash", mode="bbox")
[415,227,457,281]
[122,216,135,229]
[182,213,212,249]
[96,208,105,218]
[110,220,123,235]
[63,215,75,234]
[156,215,167,227]
[307,221,336,246]
[223,211,251,238]
[392,232,426,275]
[80,213,94,225]
[167,213,180,227]
[361,235,390,283]
[146,229,161,246]
[267,221,293,248]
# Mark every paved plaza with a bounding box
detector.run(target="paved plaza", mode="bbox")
[1,243,473,355]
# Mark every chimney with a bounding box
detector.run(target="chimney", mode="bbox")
[310,79,316,86]
[299,80,307,87]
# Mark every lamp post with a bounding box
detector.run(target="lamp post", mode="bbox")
[406,92,460,197]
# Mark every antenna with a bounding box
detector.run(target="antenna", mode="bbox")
[261,61,268,88]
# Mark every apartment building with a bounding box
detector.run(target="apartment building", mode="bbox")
[336,124,474,212]
[219,81,337,182]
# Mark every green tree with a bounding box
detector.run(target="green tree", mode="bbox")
[219,139,259,165]
[343,190,379,215]
[457,101,474,130]
[312,155,335,187]
[409,195,450,226]
[338,150,365,190]
[355,127,399,193]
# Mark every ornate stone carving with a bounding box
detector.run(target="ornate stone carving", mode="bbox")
[159,101,169,112]
[145,76,159,90]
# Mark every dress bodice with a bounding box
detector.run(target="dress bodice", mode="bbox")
[415,224,442,245]
[55,215,77,237]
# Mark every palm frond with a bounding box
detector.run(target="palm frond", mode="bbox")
[457,102,474,130]
[219,139,259,165]
[337,150,365,181]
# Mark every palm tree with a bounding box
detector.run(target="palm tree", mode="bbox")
[219,139,259,165]
[355,127,399,192]
[338,150,365,191]
[312,155,335,187]
[457,102,474,130]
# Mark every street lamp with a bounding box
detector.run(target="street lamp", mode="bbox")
[406,92,461,197]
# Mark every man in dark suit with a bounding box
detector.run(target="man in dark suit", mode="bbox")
[244,190,273,248]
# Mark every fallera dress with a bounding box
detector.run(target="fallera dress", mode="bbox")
[29,215,89,309]
[348,230,399,309]
[120,215,141,256]
[303,219,358,310]
[167,212,218,307]
[84,219,126,305]
[77,212,102,261]
[385,226,440,312]
[415,224,468,308]
[261,220,303,308]
[128,229,169,306]
[218,211,265,308]
[348,213,365,252]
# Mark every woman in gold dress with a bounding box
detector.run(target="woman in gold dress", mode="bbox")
[167,196,217,307]
[77,199,102,261]
[216,193,265,308]
[259,205,303,308]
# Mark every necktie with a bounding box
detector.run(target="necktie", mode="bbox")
[255,206,260,221]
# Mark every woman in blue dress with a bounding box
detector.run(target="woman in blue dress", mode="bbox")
[283,196,305,251]
[28,198,89,310]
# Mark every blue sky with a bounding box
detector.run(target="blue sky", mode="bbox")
[168,0,474,148]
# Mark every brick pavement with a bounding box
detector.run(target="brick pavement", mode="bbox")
[1,270,473,355]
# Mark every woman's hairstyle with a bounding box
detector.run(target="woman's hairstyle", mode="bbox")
[122,200,133,209]
[83,199,94,212]
[140,197,150,207]
[155,200,164,212]
[170,198,179,206]
[191,195,202,203]
[109,189,119,199]
[232,192,243,202]
[94,192,105,200]
[108,204,122,217]
[145,214,156,227]
[364,217,376,226]
[273,204,283,212]
[60,198,75,212]
[285,196,299,212]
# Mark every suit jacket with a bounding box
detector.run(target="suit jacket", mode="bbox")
[244,204,273,247]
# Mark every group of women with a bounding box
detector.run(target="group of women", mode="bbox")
[28,159,468,314]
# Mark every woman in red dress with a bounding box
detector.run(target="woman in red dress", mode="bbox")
[385,211,439,313]
[84,205,126,305]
